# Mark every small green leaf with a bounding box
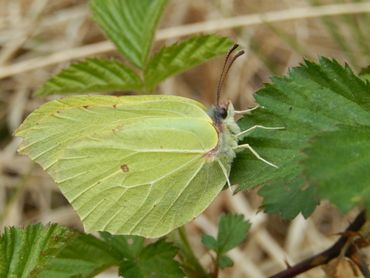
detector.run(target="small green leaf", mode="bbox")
[90,0,168,69]
[231,58,370,219]
[144,35,234,89]
[37,233,120,278]
[0,224,75,278]
[217,255,233,269]
[119,239,184,278]
[216,214,250,254]
[303,125,370,212]
[201,235,218,251]
[35,58,142,96]
[202,214,250,256]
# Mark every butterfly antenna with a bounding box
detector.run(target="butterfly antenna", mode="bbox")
[223,49,245,86]
[216,49,245,108]
[216,44,239,106]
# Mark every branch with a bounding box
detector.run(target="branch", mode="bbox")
[1,2,370,78]
[269,210,367,278]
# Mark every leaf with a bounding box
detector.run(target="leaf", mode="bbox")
[35,58,142,96]
[231,58,370,219]
[119,240,184,278]
[360,66,370,82]
[100,232,145,259]
[202,214,250,254]
[144,35,234,89]
[202,214,249,270]
[90,0,168,69]
[201,235,218,251]
[259,177,318,219]
[303,125,370,212]
[0,224,75,278]
[16,95,228,238]
[37,233,120,278]
[217,255,233,269]
[216,214,250,254]
[0,224,121,278]
[101,233,184,277]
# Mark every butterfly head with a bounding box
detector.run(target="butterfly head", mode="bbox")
[211,101,239,134]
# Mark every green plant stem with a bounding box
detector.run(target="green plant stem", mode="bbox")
[174,226,208,278]
[213,254,219,278]
[0,166,33,224]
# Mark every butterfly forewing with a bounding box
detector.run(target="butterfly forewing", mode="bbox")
[16,95,228,237]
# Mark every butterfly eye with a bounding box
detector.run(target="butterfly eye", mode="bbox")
[219,107,228,119]
[213,106,228,121]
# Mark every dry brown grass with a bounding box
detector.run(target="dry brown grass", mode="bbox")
[0,0,369,277]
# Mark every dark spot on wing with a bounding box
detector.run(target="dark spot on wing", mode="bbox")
[83,105,89,109]
[121,164,129,172]
[113,104,117,109]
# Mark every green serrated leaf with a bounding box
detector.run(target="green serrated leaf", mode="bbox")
[119,239,183,278]
[0,224,75,278]
[217,255,233,269]
[201,234,218,251]
[202,214,250,256]
[144,35,234,89]
[259,177,319,219]
[360,66,370,82]
[303,125,370,212]
[35,58,142,96]
[100,232,145,259]
[37,233,120,278]
[90,0,168,69]
[231,58,370,219]
[216,214,250,254]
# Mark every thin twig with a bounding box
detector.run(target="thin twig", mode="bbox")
[269,210,367,278]
[1,2,370,78]
[353,252,370,278]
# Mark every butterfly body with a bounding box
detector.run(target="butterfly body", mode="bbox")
[16,95,239,237]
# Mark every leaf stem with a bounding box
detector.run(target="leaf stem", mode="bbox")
[176,226,208,278]
[213,254,219,278]
[0,166,33,225]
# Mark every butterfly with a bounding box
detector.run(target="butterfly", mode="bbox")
[16,45,281,238]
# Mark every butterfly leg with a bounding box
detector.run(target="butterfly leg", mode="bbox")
[234,104,260,115]
[237,125,284,139]
[216,159,233,192]
[234,144,278,168]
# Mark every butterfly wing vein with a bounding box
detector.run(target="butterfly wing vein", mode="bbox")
[16,95,228,237]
